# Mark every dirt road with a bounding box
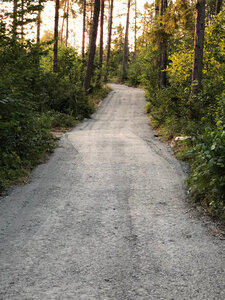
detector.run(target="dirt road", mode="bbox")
[0,84,225,299]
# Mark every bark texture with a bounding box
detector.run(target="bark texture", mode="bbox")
[12,0,18,40]
[104,0,114,82]
[121,0,131,82]
[98,0,105,79]
[82,0,87,58]
[160,0,168,88]
[53,0,60,72]
[37,0,41,43]
[84,0,101,93]
[191,0,206,93]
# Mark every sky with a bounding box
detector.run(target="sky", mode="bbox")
[41,0,154,50]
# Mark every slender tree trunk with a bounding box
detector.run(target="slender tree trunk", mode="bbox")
[160,0,168,89]
[98,0,105,80]
[104,0,114,82]
[21,0,24,40]
[61,1,67,44]
[121,0,131,82]
[216,0,223,15]
[89,0,94,46]
[12,0,18,40]
[191,0,206,94]
[37,0,41,43]
[84,0,101,93]
[82,0,87,58]
[53,0,60,72]
[134,0,137,60]
[66,0,69,46]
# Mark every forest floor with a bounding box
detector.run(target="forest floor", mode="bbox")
[0,84,225,299]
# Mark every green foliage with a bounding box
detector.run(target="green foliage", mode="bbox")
[188,121,225,218]
[0,98,55,192]
[0,32,94,192]
[126,5,225,217]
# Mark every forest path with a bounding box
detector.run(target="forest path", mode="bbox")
[0,84,225,299]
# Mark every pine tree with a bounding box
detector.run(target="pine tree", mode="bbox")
[84,0,101,93]
[121,0,131,82]
[98,0,105,80]
[160,0,168,88]
[53,0,60,72]
[82,0,87,57]
[191,0,206,94]
[104,0,114,82]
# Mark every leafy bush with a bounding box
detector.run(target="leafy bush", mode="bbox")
[188,121,225,218]
[0,97,55,192]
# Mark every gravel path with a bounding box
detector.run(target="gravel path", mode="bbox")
[0,84,225,299]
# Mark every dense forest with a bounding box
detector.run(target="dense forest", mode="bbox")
[0,0,225,218]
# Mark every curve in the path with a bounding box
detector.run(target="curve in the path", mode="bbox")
[0,84,225,300]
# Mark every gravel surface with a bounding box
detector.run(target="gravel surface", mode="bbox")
[0,84,225,299]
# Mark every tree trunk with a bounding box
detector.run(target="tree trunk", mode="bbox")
[82,0,87,58]
[104,0,114,82]
[98,0,105,80]
[66,0,69,46]
[60,1,67,44]
[160,0,168,89]
[134,0,137,60]
[12,0,18,40]
[88,0,94,46]
[191,0,206,94]
[121,0,131,82]
[21,0,24,40]
[37,0,41,43]
[53,0,60,72]
[216,0,223,15]
[84,0,101,93]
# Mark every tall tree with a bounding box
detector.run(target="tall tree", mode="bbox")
[84,0,101,93]
[134,0,137,59]
[191,0,206,94]
[37,0,42,43]
[104,0,114,82]
[216,0,223,14]
[160,0,168,88]
[98,0,105,79]
[60,0,67,44]
[65,0,69,46]
[121,0,131,81]
[12,0,18,40]
[53,0,60,72]
[82,0,87,57]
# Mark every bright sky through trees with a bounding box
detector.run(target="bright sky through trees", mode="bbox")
[40,0,154,49]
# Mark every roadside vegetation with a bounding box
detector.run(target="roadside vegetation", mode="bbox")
[123,1,225,219]
[0,0,109,192]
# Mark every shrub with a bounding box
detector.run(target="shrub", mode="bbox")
[188,121,225,218]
